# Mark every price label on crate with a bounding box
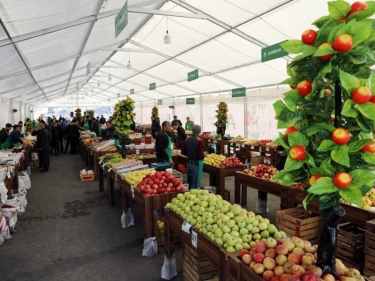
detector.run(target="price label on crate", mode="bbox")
[208,139,211,143]
[102,163,106,168]
[230,142,233,146]
[182,221,192,233]
[237,143,241,148]
[191,230,198,249]
[259,147,263,152]
[136,149,140,155]
[242,144,245,148]
[99,160,102,164]
[131,185,135,198]
[250,146,254,149]
[265,147,270,151]
[108,168,112,173]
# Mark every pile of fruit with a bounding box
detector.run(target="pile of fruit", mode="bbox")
[231,135,244,142]
[243,139,274,146]
[22,139,34,145]
[200,133,211,140]
[178,164,186,173]
[243,165,279,180]
[125,153,156,160]
[204,153,226,166]
[166,190,286,252]
[124,169,155,186]
[99,153,130,167]
[360,188,375,211]
[156,219,164,230]
[136,170,185,195]
[218,156,243,167]
[185,130,192,135]
[239,238,364,281]
[99,153,121,161]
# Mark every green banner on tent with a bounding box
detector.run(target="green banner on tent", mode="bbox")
[186,98,195,105]
[130,89,134,94]
[149,83,156,90]
[115,1,128,38]
[261,41,288,62]
[188,69,198,82]
[232,87,246,98]
[86,61,90,76]
[157,99,162,105]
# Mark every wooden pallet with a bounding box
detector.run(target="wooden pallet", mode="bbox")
[183,242,219,281]
[364,220,375,277]
[276,207,320,243]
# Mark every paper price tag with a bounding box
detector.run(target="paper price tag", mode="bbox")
[208,139,211,143]
[236,143,241,148]
[265,147,270,151]
[102,163,106,168]
[191,230,198,249]
[230,142,233,146]
[131,185,135,198]
[136,149,140,155]
[7,172,11,178]
[182,221,192,233]
[250,146,254,149]
[242,144,245,148]
[99,160,102,164]
[108,168,112,173]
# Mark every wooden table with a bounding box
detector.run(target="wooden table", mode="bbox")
[234,172,291,210]
[203,164,245,199]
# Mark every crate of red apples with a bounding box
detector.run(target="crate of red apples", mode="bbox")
[135,170,186,196]
[237,237,365,281]
[219,156,243,167]
[243,164,279,180]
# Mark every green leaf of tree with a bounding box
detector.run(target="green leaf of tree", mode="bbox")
[350,169,375,188]
[280,40,304,54]
[308,177,337,195]
[322,60,332,74]
[284,156,305,171]
[348,51,368,64]
[356,115,374,132]
[365,71,375,94]
[280,77,300,86]
[273,100,287,117]
[317,140,336,152]
[320,158,335,177]
[362,152,375,165]
[348,139,374,152]
[339,70,360,95]
[347,2,375,21]
[303,193,320,209]
[355,65,372,79]
[319,192,340,210]
[312,15,333,28]
[277,133,290,149]
[331,145,350,167]
[288,131,309,147]
[341,99,359,118]
[339,188,362,207]
[350,20,373,46]
[356,103,375,121]
[313,46,335,57]
[328,1,351,20]
[306,153,316,167]
[360,184,373,196]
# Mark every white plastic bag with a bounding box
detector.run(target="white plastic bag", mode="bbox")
[161,254,178,280]
[121,208,134,228]
[0,182,8,204]
[142,237,158,257]
[18,174,31,190]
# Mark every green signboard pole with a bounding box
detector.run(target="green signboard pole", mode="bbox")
[150,83,156,90]
[115,1,128,38]
[232,87,246,98]
[186,98,195,105]
[188,69,199,82]
[261,41,288,62]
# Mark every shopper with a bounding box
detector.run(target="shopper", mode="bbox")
[155,121,174,167]
[172,122,187,149]
[99,121,115,140]
[57,121,64,153]
[66,118,80,155]
[50,122,59,156]
[185,117,194,131]
[181,125,204,189]
[8,125,23,149]
[171,115,182,127]
[32,122,50,173]
[99,115,106,125]
[91,118,100,136]
[0,123,12,149]
[81,116,90,130]
[151,116,161,139]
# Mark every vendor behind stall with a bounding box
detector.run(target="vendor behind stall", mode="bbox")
[181,125,204,189]
[0,123,12,149]
[99,121,116,141]
[155,121,174,167]
[8,125,23,149]
[172,122,187,149]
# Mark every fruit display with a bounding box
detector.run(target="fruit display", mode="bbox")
[85,109,95,119]
[166,189,286,252]
[124,169,155,186]
[240,238,365,281]
[136,170,185,195]
[99,152,122,162]
[244,139,274,146]
[125,153,156,160]
[177,164,186,173]
[243,165,279,180]
[24,117,33,132]
[200,133,211,140]
[204,154,226,166]
[359,188,375,210]
[218,156,243,168]
[156,219,164,230]
[231,135,244,142]
[214,101,228,128]
[185,130,192,135]
[75,108,82,124]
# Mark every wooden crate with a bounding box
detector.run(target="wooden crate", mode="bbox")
[276,206,320,243]
[337,222,365,263]
[80,171,95,182]
[183,242,219,281]
[364,220,375,277]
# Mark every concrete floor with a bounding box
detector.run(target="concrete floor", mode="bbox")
[0,152,280,281]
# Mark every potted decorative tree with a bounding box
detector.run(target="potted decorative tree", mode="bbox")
[214,101,228,139]
[24,118,33,135]
[111,96,136,158]
[273,1,375,277]
[86,110,95,119]
[151,106,159,121]
[75,108,82,124]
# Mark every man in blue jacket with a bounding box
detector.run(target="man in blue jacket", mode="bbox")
[8,125,23,149]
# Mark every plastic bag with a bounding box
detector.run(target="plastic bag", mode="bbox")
[0,182,8,204]
[18,174,31,190]
[161,254,178,280]
[142,237,158,257]
[121,208,134,228]
[256,199,269,214]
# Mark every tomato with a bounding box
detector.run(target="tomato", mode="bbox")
[301,29,317,45]
[284,126,298,137]
[289,145,307,161]
[361,139,375,153]
[309,174,323,186]
[331,128,350,145]
[297,80,312,96]
[347,2,367,16]
[351,86,372,104]
[332,34,353,52]
[333,172,352,189]
[317,43,334,61]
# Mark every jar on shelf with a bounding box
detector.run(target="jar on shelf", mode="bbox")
[134,133,142,145]
[145,133,152,145]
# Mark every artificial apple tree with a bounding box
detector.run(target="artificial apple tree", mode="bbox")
[273,0,375,277]
[214,101,228,139]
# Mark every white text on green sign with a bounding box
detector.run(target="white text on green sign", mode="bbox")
[157,99,162,105]
[188,69,198,82]
[130,89,134,94]
[150,83,156,90]
[186,98,195,105]
[261,41,288,62]
[232,87,246,98]
[115,1,128,38]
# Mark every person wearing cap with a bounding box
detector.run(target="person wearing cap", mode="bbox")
[8,125,23,149]
[171,116,182,127]
[0,123,12,149]
[181,125,204,189]
[155,121,174,167]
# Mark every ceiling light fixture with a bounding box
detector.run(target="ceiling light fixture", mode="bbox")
[164,17,171,44]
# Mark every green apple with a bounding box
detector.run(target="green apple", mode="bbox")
[222,225,231,233]
[246,224,253,232]
[200,201,208,208]
[260,230,269,238]
[221,205,230,213]
[226,246,235,253]
[222,233,230,242]
[227,211,234,218]
[252,220,259,227]
[235,243,243,251]
[207,206,215,213]
[192,212,198,219]
[226,220,236,228]
[226,235,237,247]
[237,220,246,228]
[182,213,188,220]
[255,215,263,221]
[215,237,224,246]
[242,234,252,243]
[190,189,197,194]
[231,204,242,215]
[253,233,261,241]
[195,222,202,229]
[268,224,277,234]
[236,237,243,244]
[273,231,281,239]
[206,231,212,237]
[231,231,240,238]
[222,215,230,222]
[215,228,223,237]
[206,225,212,231]
[250,241,256,248]
[258,222,268,231]
[251,226,259,234]
[244,216,255,224]
[239,228,248,235]
[232,225,239,232]
[242,242,250,249]
[210,234,216,241]
[211,224,218,231]
[208,201,216,207]
[279,231,286,238]
[191,218,197,226]
[260,218,270,224]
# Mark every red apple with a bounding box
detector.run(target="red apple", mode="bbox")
[301,29,317,45]
[300,272,317,281]
[297,80,312,96]
[284,126,298,137]
[362,139,375,153]
[309,174,323,186]
[331,128,350,145]
[318,43,334,61]
[333,172,352,188]
[352,86,372,104]
[289,145,307,161]
[348,1,367,16]
[332,34,353,52]
[239,249,250,258]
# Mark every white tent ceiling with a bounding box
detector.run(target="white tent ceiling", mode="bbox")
[0,0,370,106]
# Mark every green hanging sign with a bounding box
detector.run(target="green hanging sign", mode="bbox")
[130,89,134,94]
[232,87,246,98]
[261,41,288,62]
[115,1,128,38]
[188,69,199,82]
[157,99,162,105]
[86,61,90,76]
[149,83,156,90]
[186,98,195,105]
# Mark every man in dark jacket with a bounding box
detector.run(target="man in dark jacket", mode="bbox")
[50,122,59,156]
[155,121,174,166]
[57,121,64,153]
[99,115,106,125]
[91,118,100,136]
[32,122,50,172]
[151,116,161,139]
[66,119,80,155]
[172,123,187,149]
[99,121,115,140]
[0,123,12,149]
[8,125,23,149]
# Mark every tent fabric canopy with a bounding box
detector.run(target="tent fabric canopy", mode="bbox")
[0,0,370,106]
